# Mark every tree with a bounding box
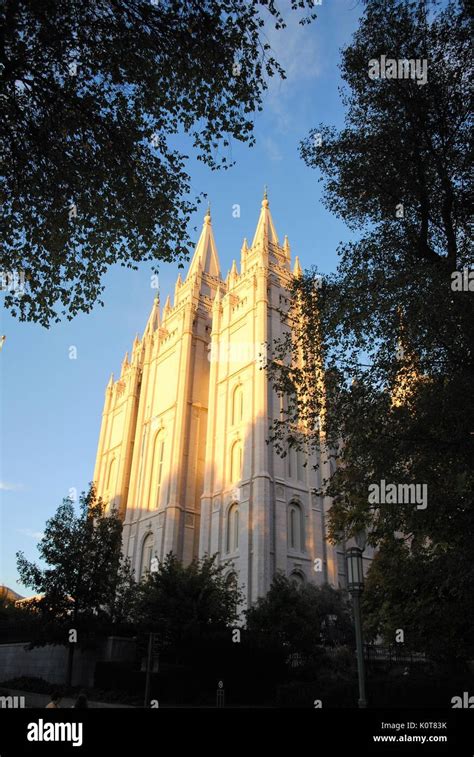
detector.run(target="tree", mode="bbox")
[103,555,139,626]
[268,0,473,661]
[16,484,136,685]
[0,588,43,644]
[362,537,474,664]
[245,574,353,658]
[301,0,471,268]
[135,552,243,658]
[1,0,317,326]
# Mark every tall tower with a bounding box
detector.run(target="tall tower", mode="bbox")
[93,342,142,520]
[95,209,221,578]
[199,193,340,604]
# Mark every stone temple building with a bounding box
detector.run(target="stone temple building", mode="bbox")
[92,193,348,606]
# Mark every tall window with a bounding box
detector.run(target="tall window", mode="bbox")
[288,448,306,481]
[140,533,154,578]
[288,447,306,481]
[226,503,239,553]
[106,458,116,490]
[232,385,243,425]
[148,432,165,510]
[230,441,242,483]
[226,572,238,590]
[137,426,148,505]
[288,502,305,552]
[296,449,305,482]
[290,571,305,588]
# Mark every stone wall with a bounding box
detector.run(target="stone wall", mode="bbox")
[0,636,136,688]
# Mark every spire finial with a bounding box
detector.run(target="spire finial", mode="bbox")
[144,293,161,336]
[293,255,303,278]
[204,200,211,224]
[262,185,269,209]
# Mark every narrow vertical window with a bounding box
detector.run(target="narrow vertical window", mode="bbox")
[297,449,305,481]
[232,385,243,425]
[290,507,297,549]
[149,432,165,510]
[107,458,116,490]
[140,533,154,578]
[288,502,305,552]
[231,441,242,483]
[156,436,165,507]
[227,503,239,553]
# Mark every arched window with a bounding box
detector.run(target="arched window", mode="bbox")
[140,532,154,578]
[290,571,305,588]
[225,572,238,590]
[226,503,239,553]
[148,432,165,510]
[106,458,116,490]
[288,502,305,552]
[230,441,242,483]
[232,385,244,425]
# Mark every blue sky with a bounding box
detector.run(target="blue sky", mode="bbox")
[0,0,362,594]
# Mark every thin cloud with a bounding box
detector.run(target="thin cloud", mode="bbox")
[17,528,44,541]
[0,481,24,491]
[262,136,283,162]
[262,7,323,132]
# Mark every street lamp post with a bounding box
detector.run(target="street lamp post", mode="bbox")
[347,541,368,708]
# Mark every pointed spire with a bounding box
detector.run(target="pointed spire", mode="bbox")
[163,294,171,318]
[107,372,114,390]
[227,259,239,290]
[293,256,303,278]
[240,237,248,273]
[144,295,160,336]
[213,287,222,310]
[121,351,129,372]
[283,235,291,259]
[186,206,220,280]
[174,273,183,304]
[133,333,140,350]
[251,188,279,248]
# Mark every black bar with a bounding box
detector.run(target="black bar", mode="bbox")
[0,708,471,756]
